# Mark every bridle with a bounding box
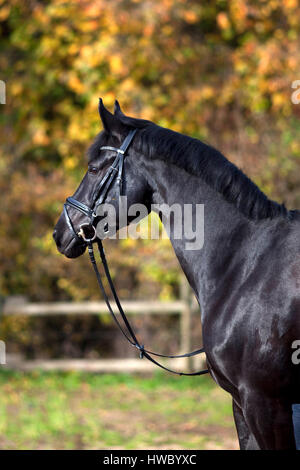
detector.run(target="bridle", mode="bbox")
[64,128,138,244]
[63,128,208,376]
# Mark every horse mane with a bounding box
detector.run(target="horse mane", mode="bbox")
[116,113,290,221]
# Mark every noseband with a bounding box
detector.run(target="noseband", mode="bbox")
[63,128,208,376]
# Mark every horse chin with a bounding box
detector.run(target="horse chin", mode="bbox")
[60,237,87,259]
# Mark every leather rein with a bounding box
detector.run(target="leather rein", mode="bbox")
[64,129,209,376]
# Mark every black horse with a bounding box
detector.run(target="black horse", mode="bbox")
[53,100,300,450]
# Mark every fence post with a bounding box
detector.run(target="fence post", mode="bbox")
[179,276,193,372]
[0,80,5,105]
[0,340,6,365]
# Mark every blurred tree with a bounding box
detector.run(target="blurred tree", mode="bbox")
[0,0,299,356]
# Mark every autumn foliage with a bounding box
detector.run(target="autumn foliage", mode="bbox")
[0,0,299,330]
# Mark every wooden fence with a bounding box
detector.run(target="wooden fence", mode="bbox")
[1,281,205,374]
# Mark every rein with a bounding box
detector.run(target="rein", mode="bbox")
[64,128,209,377]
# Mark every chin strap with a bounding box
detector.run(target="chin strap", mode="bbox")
[87,240,209,377]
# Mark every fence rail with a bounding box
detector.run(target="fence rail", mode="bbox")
[1,285,205,374]
[3,299,187,316]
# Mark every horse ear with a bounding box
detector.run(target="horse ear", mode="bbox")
[98,98,115,132]
[114,99,124,116]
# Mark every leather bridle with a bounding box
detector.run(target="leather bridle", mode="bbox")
[63,128,208,376]
[64,128,138,244]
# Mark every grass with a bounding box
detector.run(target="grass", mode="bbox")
[0,370,238,450]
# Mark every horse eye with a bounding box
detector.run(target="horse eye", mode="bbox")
[88,166,98,175]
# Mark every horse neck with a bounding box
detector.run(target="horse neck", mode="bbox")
[138,156,253,309]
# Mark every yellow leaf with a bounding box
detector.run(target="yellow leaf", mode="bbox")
[68,75,85,94]
[109,55,122,74]
[217,12,230,30]
[33,130,49,145]
[64,157,77,170]
[285,0,298,9]
[0,5,10,20]
[183,11,198,24]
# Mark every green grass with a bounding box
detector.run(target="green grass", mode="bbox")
[0,370,237,450]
